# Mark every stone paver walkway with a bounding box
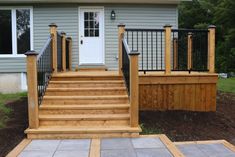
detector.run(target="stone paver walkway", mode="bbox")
[7,135,235,157]
[177,143,235,157]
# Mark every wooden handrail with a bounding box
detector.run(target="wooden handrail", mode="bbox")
[208,25,216,73]
[164,25,172,74]
[118,24,125,75]
[25,50,39,129]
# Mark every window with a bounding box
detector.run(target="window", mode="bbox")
[0,7,33,56]
[84,12,99,37]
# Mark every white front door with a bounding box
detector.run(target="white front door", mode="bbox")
[79,7,104,65]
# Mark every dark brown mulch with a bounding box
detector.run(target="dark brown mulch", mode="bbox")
[0,97,28,157]
[140,91,235,145]
[0,92,234,156]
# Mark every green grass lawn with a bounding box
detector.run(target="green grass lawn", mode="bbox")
[0,92,27,128]
[218,77,235,94]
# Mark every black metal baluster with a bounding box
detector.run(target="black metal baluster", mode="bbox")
[146,31,148,71]
[156,32,158,70]
[142,31,144,71]
[151,31,153,70]
[132,31,134,50]
[161,31,163,70]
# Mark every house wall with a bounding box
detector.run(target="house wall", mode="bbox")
[32,4,178,70]
[0,4,178,93]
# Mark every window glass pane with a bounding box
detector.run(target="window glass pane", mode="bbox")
[89,29,94,36]
[95,29,99,37]
[85,29,89,37]
[16,9,30,54]
[0,10,12,54]
[85,21,89,29]
[90,21,94,28]
[84,12,88,20]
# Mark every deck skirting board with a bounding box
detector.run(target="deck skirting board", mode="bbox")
[139,74,218,111]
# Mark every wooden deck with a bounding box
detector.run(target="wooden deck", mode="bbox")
[53,71,218,112]
[7,134,235,157]
[139,71,218,111]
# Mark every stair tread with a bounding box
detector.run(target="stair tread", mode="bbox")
[40,104,130,109]
[47,87,126,91]
[39,114,130,120]
[43,95,128,99]
[25,126,141,133]
[50,80,124,84]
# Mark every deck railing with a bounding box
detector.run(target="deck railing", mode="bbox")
[37,36,53,105]
[119,24,140,127]
[125,29,165,72]
[118,24,216,128]
[57,32,62,71]
[25,23,72,129]
[123,25,216,74]
[172,29,209,72]
[122,38,131,95]
[66,37,72,70]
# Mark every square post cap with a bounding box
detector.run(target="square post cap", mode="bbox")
[118,24,126,27]
[25,50,38,56]
[49,23,58,28]
[208,25,216,29]
[67,37,72,40]
[129,51,140,56]
[61,31,66,35]
[164,24,172,28]
[188,32,193,35]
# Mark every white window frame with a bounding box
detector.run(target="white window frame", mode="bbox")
[0,6,33,58]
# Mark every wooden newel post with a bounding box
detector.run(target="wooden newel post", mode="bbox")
[187,32,193,70]
[67,37,72,71]
[118,24,125,76]
[25,50,39,129]
[49,23,58,73]
[173,38,178,70]
[164,25,172,74]
[208,25,216,73]
[129,51,140,127]
[61,32,66,71]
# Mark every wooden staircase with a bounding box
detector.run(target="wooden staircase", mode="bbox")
[25,72,141,139]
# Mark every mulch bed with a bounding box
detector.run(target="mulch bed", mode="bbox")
[0,92,234,156]
[140,91,235,145]
[0,97,28,157]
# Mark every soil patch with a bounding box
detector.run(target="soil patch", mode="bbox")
[140,91,235,145]
[0,97,28,157]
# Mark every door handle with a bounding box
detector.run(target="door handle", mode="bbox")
[80,40,83,45]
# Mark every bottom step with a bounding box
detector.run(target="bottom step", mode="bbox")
[25,126,142,139]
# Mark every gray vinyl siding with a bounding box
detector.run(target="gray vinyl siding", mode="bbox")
[0,57,26,72]
[105,5,178,70]
[33,6,79,70]
[0,4,177,72]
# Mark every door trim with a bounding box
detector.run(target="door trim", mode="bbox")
[78,6,105,65]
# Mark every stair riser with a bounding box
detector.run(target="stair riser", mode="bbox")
[45,90,127,96]
[27,133,139,139]
[39,109,129,114]
[42,99,129,105]
[39,120,129,127]
[48,83,125,88]
[51,77,122,81]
